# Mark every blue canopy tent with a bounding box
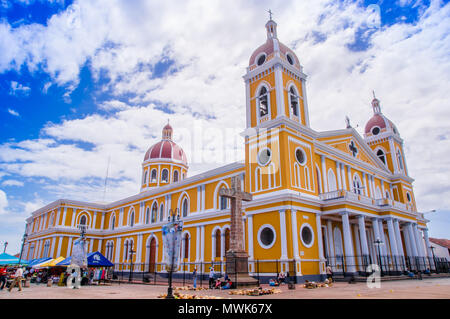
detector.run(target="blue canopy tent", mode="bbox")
[0,253,29,266]
[56,251,113,267]
[28,257,51,267]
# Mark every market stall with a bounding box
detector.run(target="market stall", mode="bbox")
[57,251,114,285]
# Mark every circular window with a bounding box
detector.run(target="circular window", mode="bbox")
[258,225,276,249]
[286,53,294,65]
[257,54,266,66]
[300,223,314,248]
[295,148,306,165]
[372,127,380,135]
[257,148,272,166]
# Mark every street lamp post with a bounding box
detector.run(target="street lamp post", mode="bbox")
[374,238,384,277]
[165,208,181,299]
[18,232,28,266]
[430,246,438,274]
[128,241,135,282]
[3,241,8,253]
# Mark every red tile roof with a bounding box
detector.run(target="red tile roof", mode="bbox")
[429,238,450,249]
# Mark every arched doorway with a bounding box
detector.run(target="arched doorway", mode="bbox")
[148,237,156,273]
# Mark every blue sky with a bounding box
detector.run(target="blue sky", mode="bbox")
[0,0,449,254]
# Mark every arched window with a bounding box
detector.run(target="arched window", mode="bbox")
[327,169,337,192]
[397,150,404,171]
[111,215,116,230]
[151,169,157,183]
[161,169,169,183]
[159,204,164,222]
[145,207,150,224]
[124,241,129,262]
[316,167,322,194]
[215,229,221,258]
[220,195,228,210]
[80,215,87,226]
[377,149,386,165]
[151,203,158,223]
[257,86,269,118]
[143,170,148,184]
[183,233,189,259]
[129,210,134,227]
[173,170,179,183]
[182,198,188,217]
[353,175,362,195]
[49,213,54,227]
[289,86,300,117]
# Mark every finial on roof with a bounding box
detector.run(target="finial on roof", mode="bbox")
[345,116,352,129]
[371,91,381,114]
[268,9,273,20]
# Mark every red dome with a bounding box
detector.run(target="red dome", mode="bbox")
[143,140,187,165]
[249,39,300,68]
[365,113,397,135]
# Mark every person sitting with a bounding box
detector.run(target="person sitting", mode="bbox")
[221,279,232,290]
[269,279,279,286]
[278,272,286,284]
[214,278,222,289]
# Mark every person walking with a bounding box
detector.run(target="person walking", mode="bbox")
[8,267,24,292]
[192,267,197,289]
[326,265,333,282]
[0,266,7,290]
[208,267,215,289]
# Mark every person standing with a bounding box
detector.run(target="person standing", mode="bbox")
[208,267,215,289]
[192,267,197,289]
[0,266,7,290]
[326,265,333,282]
[8,267,24,292]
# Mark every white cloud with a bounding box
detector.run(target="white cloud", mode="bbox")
[0,189,8,214]
[7,108,20,117]
[1,180,24,187]
[10,81,31,96]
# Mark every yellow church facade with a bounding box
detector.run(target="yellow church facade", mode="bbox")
[23,19,432,281]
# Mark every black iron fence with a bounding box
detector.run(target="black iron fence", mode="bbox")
[112,259,307,287]
[110,256,449,286]
[326,255,450,277]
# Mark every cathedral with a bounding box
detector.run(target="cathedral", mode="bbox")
[23,18,433,282]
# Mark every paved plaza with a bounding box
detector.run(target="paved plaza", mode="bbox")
[1,278,450,299]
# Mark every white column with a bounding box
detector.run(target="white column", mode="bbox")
[341,212,356,273]
[358,216,369,256]
[406,223,418,257]
[100,213,105,230]
[274,64,286,118]
[347,166,352,192]
[56,208,61,226]
[386,218,398,255]
[336,162,342,190]
[220,232,226,260]
[200,226,205,261]
[378,220,388,256]
[341,164,347,190]
[50,237,56,258]
[279,210,288,260]
[412,224,425,257]
[316,214,325,272]
[196,226,201,262]
[393,219,405,257]
[247,215,254,260]
[326,220,335,259]
[300,78,311,127]
[291,210,300,260]
[422,228,432,258]
[67,237,73,257]
[98,239,103,254]
[353,224,362,269]
[62,207,67,227]
[402,227,412,258]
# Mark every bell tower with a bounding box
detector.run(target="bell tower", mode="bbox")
[243,18,310,130]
